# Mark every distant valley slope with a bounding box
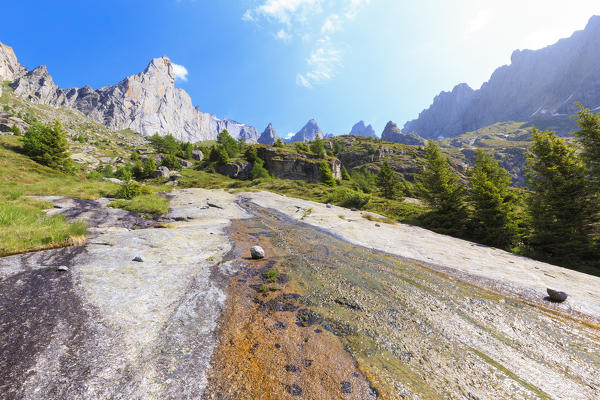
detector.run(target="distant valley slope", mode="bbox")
[0,43,259,143]
[404,15,600,138]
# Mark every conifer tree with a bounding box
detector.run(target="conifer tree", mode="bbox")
[310,137,325,158]
[318,160,336,186]
[574,104,600,187]
[23,120,74,172]
[469,150,517,249]
[376,161,400,199]
[416,140,467,234]
[525,127,597,265]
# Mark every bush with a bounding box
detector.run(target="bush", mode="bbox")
[245,146,258,163]
[209,146,229,165]
[351,169,376,193]
[11,124,21,136]
[295,142,309,152]
[115,165,133,181]
[22,121,74,172]
[341,166,351,180]
[273,138,284,148]
[217,129,240,157]
[327,187,371,209]
[161,153,181,170]
[114,180,143,199]
[149,133,179,154]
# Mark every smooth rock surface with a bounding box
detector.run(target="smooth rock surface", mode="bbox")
[250,245,265,259]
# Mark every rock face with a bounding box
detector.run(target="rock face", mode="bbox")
[257,123,280,145]
[257,147,341,182]
[404,15,600,138]
[349,121,377,138]
[4,42,258,143]
[381,121,425,145]
[287,119,323,143]
[0,43,25,82]
[215,161,252,180]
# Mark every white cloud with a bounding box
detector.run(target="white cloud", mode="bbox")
[171,63,188,82]
[244,0,371,87]
[285,131,295,138]
[297,38,343,87]
[296,74,312,88]
[245,0,323,26]
[321,14,342,33]
[275,29,292,41]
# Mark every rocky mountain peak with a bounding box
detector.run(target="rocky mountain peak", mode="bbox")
[258,123,280,145]
[404,15,600,138]
[143,56,175,84]
[382,121,425,145]
[288,118,323,142]
[2,42,259,143]
[0,42,25,82]
[350,120,377,138]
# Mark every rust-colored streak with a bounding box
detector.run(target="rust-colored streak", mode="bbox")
[203,219,375,400]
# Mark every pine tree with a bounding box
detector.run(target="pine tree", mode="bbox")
[23,120,74,172]
[469,150,517,249]
[217,129,239,157]
[310,137,325,158]
[318,160,336,186]
[416,140,467,234]
[525,127,597,266]
[376,161,400,200]
[574,104,600,187]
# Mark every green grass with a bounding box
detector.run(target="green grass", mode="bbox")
[108,194,170,215]
[0,197,87,256]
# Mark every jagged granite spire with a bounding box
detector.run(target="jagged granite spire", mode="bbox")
[349,121,377,138]
[258,123,280,145]
[288,119,323,142]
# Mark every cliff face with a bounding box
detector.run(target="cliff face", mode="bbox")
[257,147,341,182]
[4,44,258,142]
[404,15,600,138]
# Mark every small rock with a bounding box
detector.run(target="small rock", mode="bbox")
[375,223,381,227]
[191,150,204,161]
[207,201,223,209]
[56,266,69,272]
[153,166,170,178]
[179,159,193,168]
[285,364,300,373]
[547,288,568,302]
[101,177,123,184]
[250,246,265,259]
[326,203,332,208]
[285,384,303,396]
[351,208,358,211]
[341,381,352,394]
[132,256,144,262]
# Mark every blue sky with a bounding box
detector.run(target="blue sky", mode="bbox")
[1,1,599,138]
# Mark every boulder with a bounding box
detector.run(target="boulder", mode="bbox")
[179,159,193,168]
[250,246,265,259]
[191,150,204,161]
[547,288,568,303]
[215,161,252,180]
[153,166,170,178]
[101,177,123,184]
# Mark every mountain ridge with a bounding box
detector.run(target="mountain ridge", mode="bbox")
[404,15,600,138]
[0,43,259,143]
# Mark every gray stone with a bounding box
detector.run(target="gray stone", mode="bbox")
[547,288,568,303]
[153,166,170,178]
[250,245,265,259]
[179,160,193,168]
[101,177,123,184]
[191,150,204,161]
[56,265,69,272]
[132,256,144,262]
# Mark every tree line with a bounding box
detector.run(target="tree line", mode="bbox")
[412,106,599,272]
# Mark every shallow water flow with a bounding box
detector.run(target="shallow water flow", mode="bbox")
[215,200,600,399]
